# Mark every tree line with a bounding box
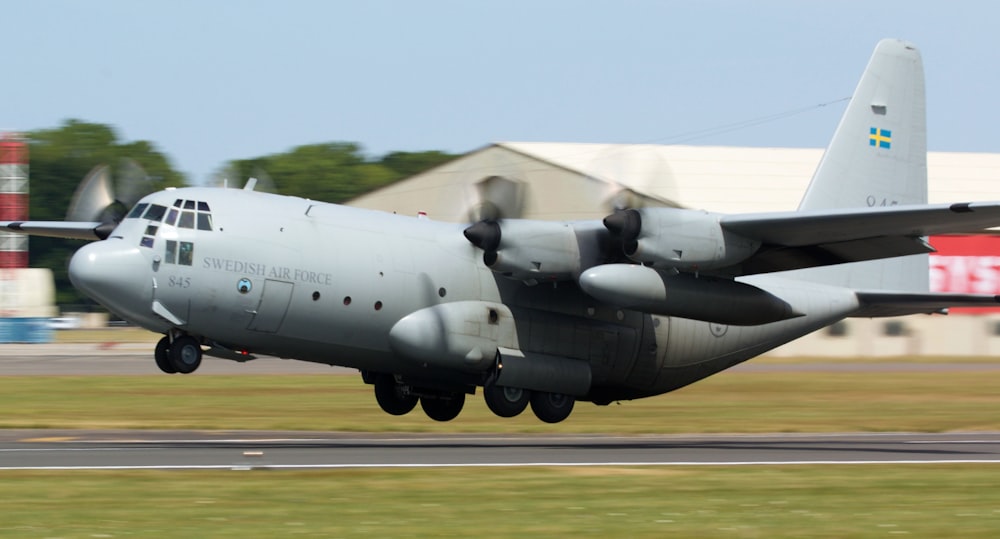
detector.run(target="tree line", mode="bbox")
[24,119,459,305]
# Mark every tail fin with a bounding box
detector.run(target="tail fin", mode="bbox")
[790,38,928,291]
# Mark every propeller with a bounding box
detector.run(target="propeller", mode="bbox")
[462,175,526,263]
[66,159,156,224]
[466,174,525,223]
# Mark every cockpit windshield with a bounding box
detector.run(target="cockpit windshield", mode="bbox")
[126,199,213,232]
[125,198,215,263]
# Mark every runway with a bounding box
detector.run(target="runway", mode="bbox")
[2,430,999,470]
[3,342,1000,375]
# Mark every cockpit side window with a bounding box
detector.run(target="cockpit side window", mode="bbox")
[143,204,167,222]
[127,203,149,219]
[178,241,194,265]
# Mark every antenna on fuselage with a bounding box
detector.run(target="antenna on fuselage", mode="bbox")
[243,177,258,191]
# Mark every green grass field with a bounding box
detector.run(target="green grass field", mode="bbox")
[1,465,999,538]
[0,370,998,433]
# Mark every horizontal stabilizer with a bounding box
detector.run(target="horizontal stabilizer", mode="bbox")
[853,290,1000,317]
[1,221,106,241]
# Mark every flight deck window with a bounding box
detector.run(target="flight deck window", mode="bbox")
[178,241,194,266]
[143,204,167,222]
[183,200,196,210]
[173,199,183,208]
[165,209,179,226]
[178,211,195,229]
[197,201,211,211]
[165,240,177,264]
[140,236,154,248]
[127,203,149,219]
[197,213,212,231]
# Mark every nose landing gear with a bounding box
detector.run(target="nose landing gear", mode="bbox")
[154,334,203,374]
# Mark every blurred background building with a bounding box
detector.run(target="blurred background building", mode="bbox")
[0,133,55,342]
[351,142,1000,357]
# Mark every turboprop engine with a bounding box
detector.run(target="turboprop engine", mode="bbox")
[464,219,581,283]
[604,207,760,271]
[578,264,802,325]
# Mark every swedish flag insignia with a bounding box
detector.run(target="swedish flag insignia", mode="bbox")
[869,127,891,149]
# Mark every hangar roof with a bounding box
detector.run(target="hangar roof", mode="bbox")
[498,142,1000,214]
[348,142,1000,221]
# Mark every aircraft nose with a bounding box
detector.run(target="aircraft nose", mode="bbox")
[69,240,150,315]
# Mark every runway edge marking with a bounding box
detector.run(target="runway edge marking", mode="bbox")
[4,460,1000,471]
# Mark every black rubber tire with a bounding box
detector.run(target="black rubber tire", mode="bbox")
[483,383,530,418]
[529,392,575,424]
[373,374,418,416]
[169,335,202,374]
[420,393,466,422]
[154,336,176,374]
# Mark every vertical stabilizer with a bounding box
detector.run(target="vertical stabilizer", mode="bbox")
[790,39,928,291]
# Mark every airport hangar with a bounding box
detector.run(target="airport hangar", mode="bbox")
[349,142,1000,358]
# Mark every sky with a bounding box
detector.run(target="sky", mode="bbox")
[5,0,999,185]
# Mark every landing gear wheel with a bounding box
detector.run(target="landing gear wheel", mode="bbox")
[154,336,176,374]
[169,335,202,374]
[374,374,418,416]
[529,392,575,424]
[421,392,466,422]
[483,383,530,418]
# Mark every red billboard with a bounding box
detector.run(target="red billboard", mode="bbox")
[929,235,1000,313]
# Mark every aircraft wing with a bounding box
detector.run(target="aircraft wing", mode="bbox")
[719,202,1000,275]
[0,221,106,241]
[853,290,1000,317]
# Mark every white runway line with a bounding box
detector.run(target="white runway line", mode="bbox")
[3,460,1000,471]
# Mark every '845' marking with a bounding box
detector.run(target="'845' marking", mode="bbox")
[168,276,192,288]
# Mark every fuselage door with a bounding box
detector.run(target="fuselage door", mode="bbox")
[247,279,294,333]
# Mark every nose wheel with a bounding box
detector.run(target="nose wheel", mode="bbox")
[154,335,203,374]
[154,337,176,374]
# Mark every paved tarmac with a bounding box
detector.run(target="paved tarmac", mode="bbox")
[2,342,1000,375]
[1,430,998,470]
[0,342,351,375]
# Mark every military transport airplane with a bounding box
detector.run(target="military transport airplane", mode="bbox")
[5,39,1000,423]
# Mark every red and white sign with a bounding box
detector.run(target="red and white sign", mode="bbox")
[928,235,1000,313]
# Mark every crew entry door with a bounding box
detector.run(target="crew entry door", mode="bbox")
[247,279,294,333]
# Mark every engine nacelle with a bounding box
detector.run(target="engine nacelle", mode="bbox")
[578,264,801,325]
[605,208,759,271]
[388,301,519,371]
[464,219,581,283]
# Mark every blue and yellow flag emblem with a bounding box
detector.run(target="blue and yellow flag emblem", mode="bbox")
[869,127,891,149]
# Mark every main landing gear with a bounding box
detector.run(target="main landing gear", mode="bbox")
[371,373,468,422]
[483,381,575,423]
[154,334,203,374]
[368,372,575,423]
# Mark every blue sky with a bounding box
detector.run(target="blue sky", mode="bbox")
[6,0,999,184]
